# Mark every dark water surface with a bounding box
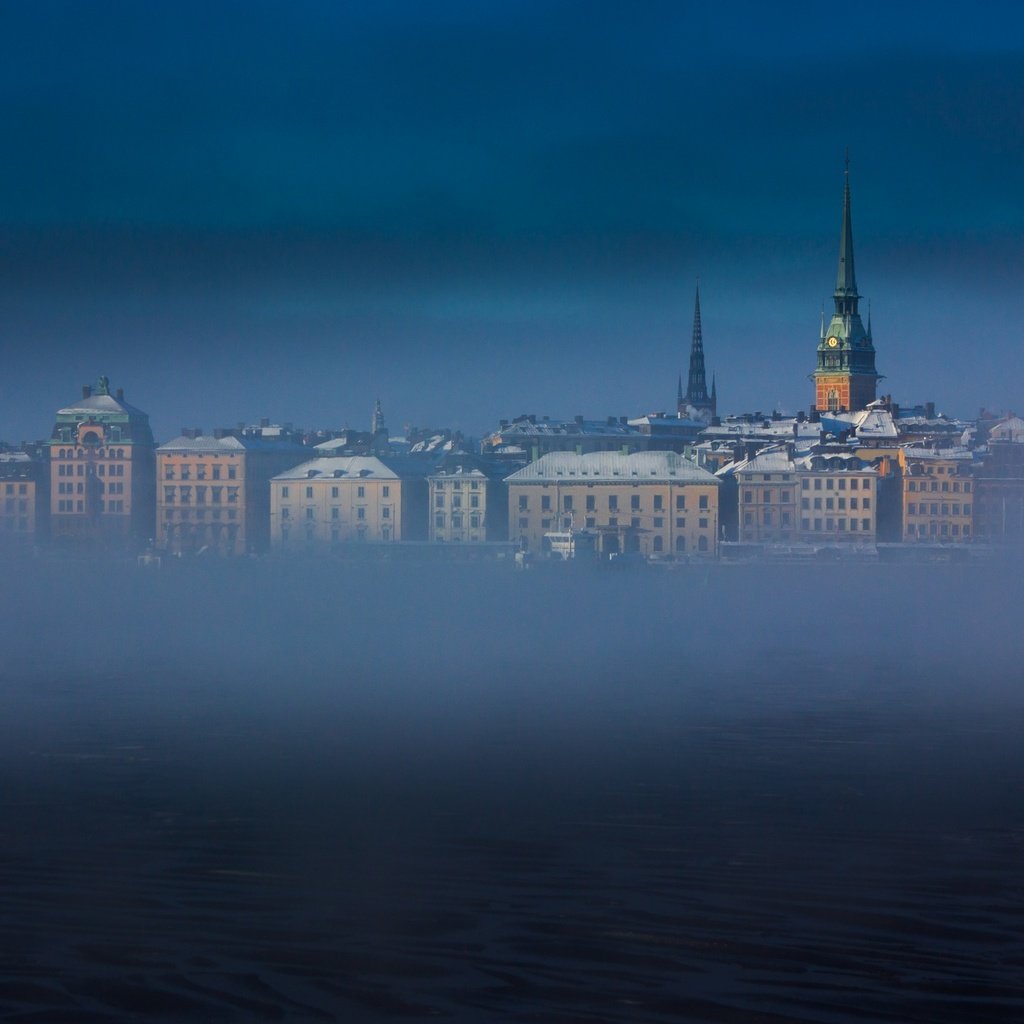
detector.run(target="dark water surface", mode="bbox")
[1,558,1022,1021]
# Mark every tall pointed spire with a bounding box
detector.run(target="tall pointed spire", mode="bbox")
[835,150,858,302]
[686,284,708,403]
[680,282,714,419]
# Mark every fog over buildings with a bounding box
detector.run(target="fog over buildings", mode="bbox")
[2,4,1024,1020]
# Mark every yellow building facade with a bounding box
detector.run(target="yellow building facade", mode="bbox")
[901,448,974,542]
[796,453,878,543]
[270,456,429,548]
[506,451,720,557]
[157,432,307,555]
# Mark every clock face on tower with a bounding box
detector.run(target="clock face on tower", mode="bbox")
[827,336,839,348]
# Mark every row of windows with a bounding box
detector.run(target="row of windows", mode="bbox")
[519,515,709,531]
[163,509,238,521]
[4,483,30,494]
[800,477,871,491]
[799,517,872,532]
[3,499,28,513]
[517,493,706,512]
[435,493,481,508]
[435,480,480,490]
[434,514,482,529]
[907,503,971,517]
[907,479,970,493]
[57,482,84,495]
[58,463,125,477]
[55,448,125,458]
[906,523,970,537]
[164,464,236,481]
[56,500,84,512]
[280,485,387,499]
[163,486,239,504]
[281,506,389,521]
[801,496,870,511]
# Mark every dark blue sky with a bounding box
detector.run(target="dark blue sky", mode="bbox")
[1,1,1022,441]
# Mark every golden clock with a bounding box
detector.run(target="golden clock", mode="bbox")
[827,336,839,348]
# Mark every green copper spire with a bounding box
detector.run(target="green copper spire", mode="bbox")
[835,152,858,302]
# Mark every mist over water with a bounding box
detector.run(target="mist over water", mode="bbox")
[2,557,1023,1021]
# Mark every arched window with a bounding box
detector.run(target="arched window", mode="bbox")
[827,389,839,413]
[675,536,686,552]
[698,535,709,552]
[653,535,663,553]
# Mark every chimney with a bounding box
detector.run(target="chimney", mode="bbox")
[926,402,936,419]
[82,385,92,398]
[116,388,124,400]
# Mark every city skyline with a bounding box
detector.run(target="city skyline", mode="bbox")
[2,2,1021,442]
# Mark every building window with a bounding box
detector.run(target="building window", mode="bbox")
[383,486,390,497]
[699,494,708,510]
[332,508,340,520]
[306,508,314,520]
[306,486,314,498]
[282,486,290,498]
[586,495,595,511]
[470,514,480,528]
[653,536,663,553]
[541,495,551,511]
[518,495,528,511]
[357,507,365,520]
[563,495,573,511]
[228,466,237,480]
[212,466,221,480]
[382,506,391,519]
[331,486,339,498]
[608,495,618,511]
[630,494,640,511]
[676,495,686,510]
[282,507,290,519]
[436,514,445,528]
[452,514,463,528]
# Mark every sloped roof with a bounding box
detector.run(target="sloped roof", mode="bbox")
[273,455,435,482]
[56,393,148,418]
[505,451,718,485]
[158,434,306,453]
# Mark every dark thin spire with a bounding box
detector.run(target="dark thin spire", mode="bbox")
[835,154,858,299]
[685,283,709,406]
[677,373,683,406]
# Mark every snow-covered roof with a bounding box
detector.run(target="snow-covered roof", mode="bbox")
[901,446,974,461]
[505,451,718,485]
[273,455,435,481]
[56,393,148,418]
[158,434,305,453]
[734,449,796,474]
[988,416,1024,443]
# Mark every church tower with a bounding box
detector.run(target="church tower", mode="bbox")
[679,284,716,420]
[812,161,881,413]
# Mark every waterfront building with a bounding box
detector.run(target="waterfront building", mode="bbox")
[270,456,431,548]
[901,447,975,542]
[812,163,881,414]
[47,378,155,545]
[0,449,48,543]
[506,451,719,558]
[734,448,801,544]
[428,453,509,543]
[796,452,878,543]
[157,429,308,555]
